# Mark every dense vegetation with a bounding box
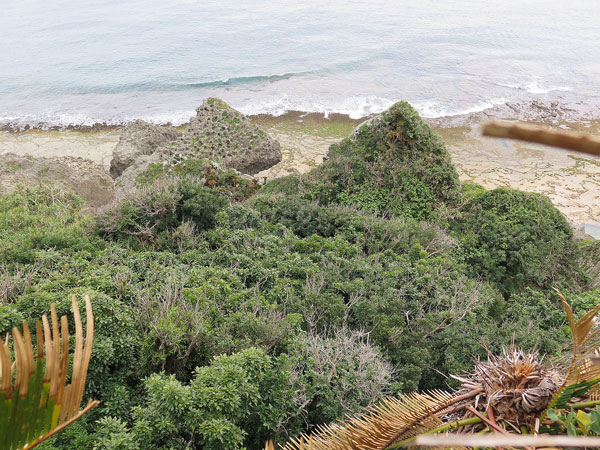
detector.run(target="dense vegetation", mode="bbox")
[0,102,598,449]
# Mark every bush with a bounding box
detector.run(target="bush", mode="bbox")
[92,417,139,450]
[286,328,394,424]
[0,184,99,263]
[452,188,577,294]
[130,348,295,450]
[3,288,141,411]
[135,158,261,202]
[250,195,456,256]
[96,177,227,247]
[255,101,461,220]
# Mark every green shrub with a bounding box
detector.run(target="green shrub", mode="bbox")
[255,101,461,220]
[452,188,577,294]
[96,177,227,247]
[135,158,261,202]
[2,288,141,416]
[0,184,100,263]
[92,417,139,450]
[130,348,295,450]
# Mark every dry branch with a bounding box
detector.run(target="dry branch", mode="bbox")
[482,121,600,157]
[415,433,600,448]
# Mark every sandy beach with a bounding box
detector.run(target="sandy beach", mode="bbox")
[1,114,599,228]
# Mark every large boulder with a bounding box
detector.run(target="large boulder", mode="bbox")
[112,99,281,195]
[164,98,281,174]
[109,120,181,178]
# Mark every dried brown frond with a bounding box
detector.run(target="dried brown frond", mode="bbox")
[556,289,600,387]
[0,295,98,450]
[455,347,561,428]
[281,390,464,450]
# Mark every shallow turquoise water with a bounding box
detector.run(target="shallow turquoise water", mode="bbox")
[1,0,599,127]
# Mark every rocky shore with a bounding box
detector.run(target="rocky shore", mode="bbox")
[0,99,599,231]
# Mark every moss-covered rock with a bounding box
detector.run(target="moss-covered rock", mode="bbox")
[113,98,281,196]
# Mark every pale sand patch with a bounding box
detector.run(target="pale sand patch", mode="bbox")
[254,131,340,179]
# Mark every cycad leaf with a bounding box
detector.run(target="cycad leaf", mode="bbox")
[0,295,99,450]
[281,390,460,450]
[556,289,600,386]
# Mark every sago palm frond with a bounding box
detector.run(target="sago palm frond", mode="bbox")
[556,289,600,386]
[538,290,600,425]
[281,389,470,450]
[0,295,98,450]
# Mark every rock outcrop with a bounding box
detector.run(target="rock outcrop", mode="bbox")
[111,98,282,192]
[172,98,281,174]
[109,121,181,178]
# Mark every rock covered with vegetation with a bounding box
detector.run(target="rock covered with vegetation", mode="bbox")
[112,98,282,194]
[173,98,281,174]
[1,101,598,450]
[255,101,460,221]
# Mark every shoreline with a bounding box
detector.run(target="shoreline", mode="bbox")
[1,107,599,227]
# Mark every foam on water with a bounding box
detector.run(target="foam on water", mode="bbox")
[496,80,574,95]
[413,98,508,119]
[1,0,599,128]
[238,95,397,119]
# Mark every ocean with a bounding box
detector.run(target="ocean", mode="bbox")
[1,0,599,128]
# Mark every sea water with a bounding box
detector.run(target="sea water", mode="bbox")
[1,0,599,128]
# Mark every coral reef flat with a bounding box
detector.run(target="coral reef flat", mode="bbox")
[1,113,599,225]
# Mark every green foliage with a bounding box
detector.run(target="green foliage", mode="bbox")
[1,100,596,449]
[130,348,295,450]
[255,101,460,220]
[0,184,100,264]
[0,288,141,417]
[546,406,600,436]
[92,417,140,450]
[452,187,578,295]
[96,177,227,248]
[135,158,260,202]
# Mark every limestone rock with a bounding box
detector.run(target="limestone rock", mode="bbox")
[109,120,180,178]
[162,98,281,174]
[112,98,281,195]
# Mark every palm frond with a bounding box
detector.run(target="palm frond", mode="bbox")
[281,390,462,450]
[0,295,99,450]
[537,290,600,426]
[556,289,600,386]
